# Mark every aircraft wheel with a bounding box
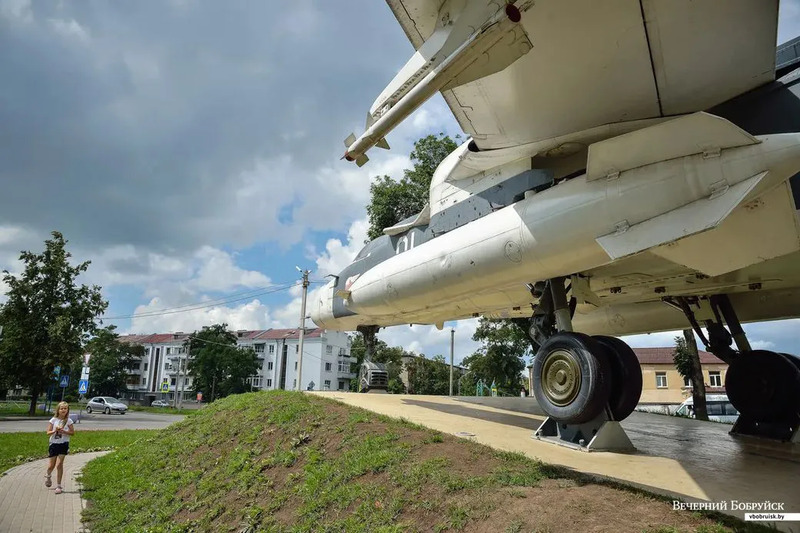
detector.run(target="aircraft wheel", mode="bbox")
[532,332,612,424]
[726,350,800,422]
[593,335,642,421]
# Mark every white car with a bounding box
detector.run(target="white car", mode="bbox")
[151,400,170,407]
[86,396,128,415]
[674,394,739,424]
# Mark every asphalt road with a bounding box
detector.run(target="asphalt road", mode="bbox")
[0,410,185,433]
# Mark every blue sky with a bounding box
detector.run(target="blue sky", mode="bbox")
[1,1,800,366]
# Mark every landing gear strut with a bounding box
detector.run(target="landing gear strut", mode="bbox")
[670,295,800,443]
[525,278,642,451]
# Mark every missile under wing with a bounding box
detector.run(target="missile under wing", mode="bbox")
[315,1,800,444]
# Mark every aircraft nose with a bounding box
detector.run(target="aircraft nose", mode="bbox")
[309,280,335,329]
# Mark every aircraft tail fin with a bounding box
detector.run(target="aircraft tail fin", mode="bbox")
[586,112,759,182]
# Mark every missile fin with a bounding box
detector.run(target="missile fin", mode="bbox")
[375,137,390,150]
[344,133,357,148]
[355,154,369,167]
[586,112,760,182]
[596,170,768,260]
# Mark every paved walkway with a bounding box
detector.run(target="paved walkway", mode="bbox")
[0,452,108,533]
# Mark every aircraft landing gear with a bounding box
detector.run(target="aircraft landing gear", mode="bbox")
[527,278,642,451]
[670,295,800,443]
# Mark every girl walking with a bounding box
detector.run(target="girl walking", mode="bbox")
[45,401,75,494]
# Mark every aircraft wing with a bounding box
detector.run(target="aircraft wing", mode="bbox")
[383,0,778,151]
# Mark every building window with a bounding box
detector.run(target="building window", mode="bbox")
[326,345,333,354]
[144,362,149,371]
[324,380,331,390]
[142,377,147,386]
[267,361,274,370]
[254,344,265,353]
[249,376,262,388]
[293,379,297,388]
[295,345,299,353]
[269,345,275,354]
[656,372,667,388]
[325,362,332,372]
[295,362,298,370]
[338,360,349,372]
[338,380,345,390]
[166,347,171,355]
[709,371,722,387]
[266,379,273,388]
[683,376,692,388]
[171,378,176,386]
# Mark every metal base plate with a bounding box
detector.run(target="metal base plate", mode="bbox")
[729,414,800,443]
[533,411,635,452]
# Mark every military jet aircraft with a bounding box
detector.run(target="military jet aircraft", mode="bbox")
[311,0,800,443]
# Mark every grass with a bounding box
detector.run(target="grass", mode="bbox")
[78,391,777,533]
[0,429,159,475]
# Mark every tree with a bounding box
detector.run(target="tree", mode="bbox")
[0,232,107,415]
[86,326,143,397]
[184,324,259,401]
[406,354,452,395]
[674,330,708,420]
[464,318,531,394]
[366,133,459,240]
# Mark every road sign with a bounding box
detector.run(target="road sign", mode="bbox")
[78,379,89,395]
[59,375,70,388]
[53,366,61,381]
[161,381,169,392]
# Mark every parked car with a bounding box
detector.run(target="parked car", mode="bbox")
[674,394,739,423]
[151,400,170,407]
[86,396,128,415]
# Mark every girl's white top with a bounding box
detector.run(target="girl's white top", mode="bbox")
[48,417,74,444]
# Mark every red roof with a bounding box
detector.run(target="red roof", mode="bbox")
[633,347,725,365]
[256,328,323,340]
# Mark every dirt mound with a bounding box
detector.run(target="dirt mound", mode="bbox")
[81,391,762,532]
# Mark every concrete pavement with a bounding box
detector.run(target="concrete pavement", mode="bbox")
[0,452,108,533]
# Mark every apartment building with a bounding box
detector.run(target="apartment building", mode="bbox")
[118,328,356,404]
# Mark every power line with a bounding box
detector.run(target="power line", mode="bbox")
[100,282,301,320]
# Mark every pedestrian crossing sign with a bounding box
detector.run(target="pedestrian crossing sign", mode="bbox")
[78,379,89,394]
[161,381,169,392]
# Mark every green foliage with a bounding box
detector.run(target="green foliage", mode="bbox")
[365,133,459,240]
[672,335,694,379]
[463,318,531,394]
[86,325,143,396]
[184,324,259,401]
[406,354,452,395]
[0,231,107,414]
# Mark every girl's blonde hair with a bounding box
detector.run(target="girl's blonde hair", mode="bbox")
[55,401,70,421]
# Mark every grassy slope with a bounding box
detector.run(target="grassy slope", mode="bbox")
[0,429,159,475]
[80,391,771,533]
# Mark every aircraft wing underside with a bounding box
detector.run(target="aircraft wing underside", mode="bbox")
[386,0,779,150]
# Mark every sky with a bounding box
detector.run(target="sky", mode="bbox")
[1,0,800,368]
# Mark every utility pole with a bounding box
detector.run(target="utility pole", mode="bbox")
[174,355,181,408]
[296,267,310,391]
[449,327,455,396]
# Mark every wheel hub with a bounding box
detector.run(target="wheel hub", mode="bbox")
[541,349,581,406]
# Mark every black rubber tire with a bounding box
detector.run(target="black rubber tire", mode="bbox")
[593,335,643,421]
[104,407,110,415]
[86,406,92,414]
[531,332,612,424]
[726,350,800,422]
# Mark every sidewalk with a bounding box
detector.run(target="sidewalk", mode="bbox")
[0,452,108,533]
